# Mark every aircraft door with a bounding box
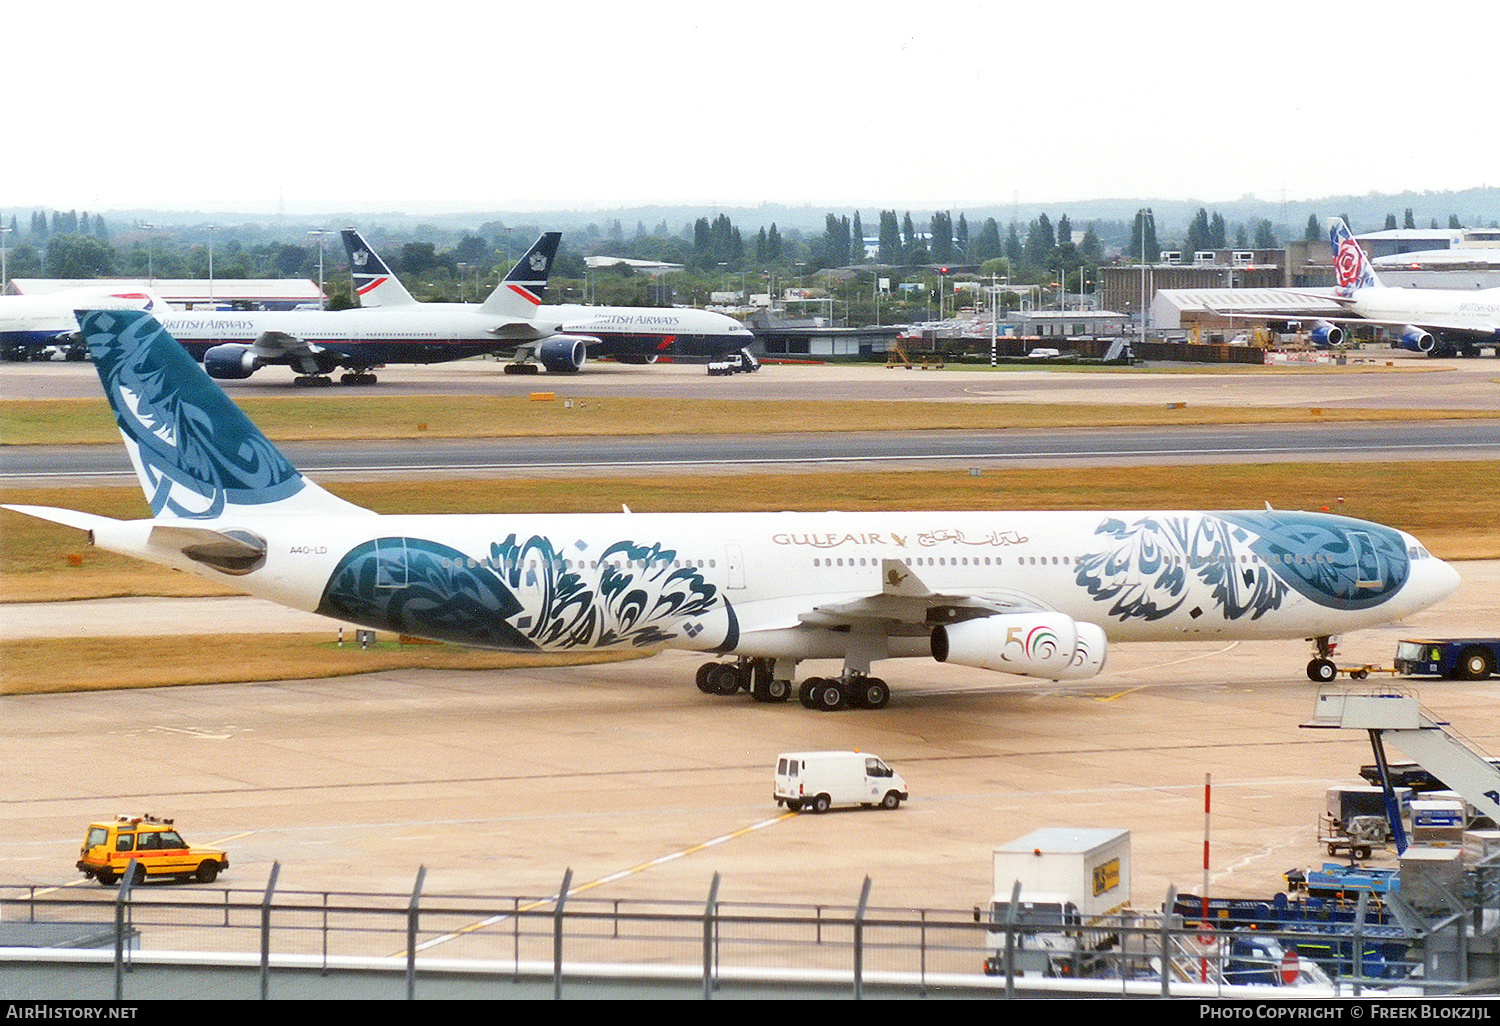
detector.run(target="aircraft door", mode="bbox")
[1348,530,1384,590]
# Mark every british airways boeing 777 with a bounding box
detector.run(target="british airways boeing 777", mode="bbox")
[5,310,1460,706]
[343,228,759,374]
[159,233,755,384]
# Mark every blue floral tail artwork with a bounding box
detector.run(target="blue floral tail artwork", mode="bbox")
[75,308,367,520]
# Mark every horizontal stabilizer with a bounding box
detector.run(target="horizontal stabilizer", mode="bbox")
[2,504,117,535]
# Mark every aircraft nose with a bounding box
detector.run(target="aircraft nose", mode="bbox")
[1413,553,1461,607]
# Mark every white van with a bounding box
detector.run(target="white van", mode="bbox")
[774,751,909,813]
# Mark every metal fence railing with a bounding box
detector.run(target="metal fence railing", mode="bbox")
[4,865,1497,999]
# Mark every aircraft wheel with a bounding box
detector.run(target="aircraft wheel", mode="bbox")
[858,678,890,710]
[798,679,822,709]
[1307,658,1337,683]
[814,681,847,712]
[766,678,791,703]
[696,662,718,694]
[708,663,742,695]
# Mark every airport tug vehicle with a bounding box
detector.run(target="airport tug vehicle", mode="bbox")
[77,814,228,886]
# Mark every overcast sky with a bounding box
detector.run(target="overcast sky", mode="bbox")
[7,1,1491,216]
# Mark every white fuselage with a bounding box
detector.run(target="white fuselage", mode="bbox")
[1348,285,1500,336]
[0,287,168,343]
[93,507,1458,668]
[158,302,754,363]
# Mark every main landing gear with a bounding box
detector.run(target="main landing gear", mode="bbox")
[292,371,379,386]
[695,658,790,703]
[695,658,890,711]
[502,362,542,375]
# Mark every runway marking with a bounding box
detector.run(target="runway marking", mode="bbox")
[403,811,798,956]
[9,440,1500,481]
[149,724,233,740]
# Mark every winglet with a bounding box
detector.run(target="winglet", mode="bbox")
[342,228,418,308]
[74,308,370,520]
[881,558,933,597]
[479,232,562,318]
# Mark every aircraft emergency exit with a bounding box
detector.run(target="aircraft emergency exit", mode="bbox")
[5,310,1461,710]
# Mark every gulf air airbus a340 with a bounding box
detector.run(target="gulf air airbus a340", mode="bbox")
[5,310,1460,708]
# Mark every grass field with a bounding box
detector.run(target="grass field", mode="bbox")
[5,392,1500,446]
[1,634,642,695]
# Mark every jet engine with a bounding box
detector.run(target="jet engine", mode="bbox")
[203,343,261,380]
[1309,322,1344,349]
[537,336,588,373]
[1398,326,1435,354]
[931,612,1107,681]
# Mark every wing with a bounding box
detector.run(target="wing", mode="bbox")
[795,559,1044,635]
[248,330,320,359]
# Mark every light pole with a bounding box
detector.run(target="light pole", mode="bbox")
[0,224,10,295]
[307,229,332,308]
[1136,208,1153,352]
[205,225,218,305]
[140,223,156,286]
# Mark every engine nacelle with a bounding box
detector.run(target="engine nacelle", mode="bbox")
[538,336,588,373]
[1399,326,1435,354]
[203,343,261,380]
[1309,322,1344,349]
[932,613,1108,681]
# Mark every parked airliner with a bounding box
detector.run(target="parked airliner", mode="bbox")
[1219,219,1500,354]
[5,310,1460,708]
[343,228,759,374]
[156,234,564,385]
[158,233,755,384]
[0,285,171,360]
[1321,218,1500,358]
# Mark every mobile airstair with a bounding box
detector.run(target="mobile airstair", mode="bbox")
[1303,690,1500,852]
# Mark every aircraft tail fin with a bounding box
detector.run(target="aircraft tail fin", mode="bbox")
[1329,218,1381,294]
[75,308,370,520]
[342,228,418,308]
[479,232,562,318]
